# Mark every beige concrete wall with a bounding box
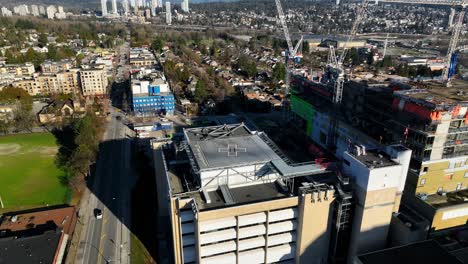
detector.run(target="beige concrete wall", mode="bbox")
[198,197,299,221]
[171,198,183,264]
[432,204,468,231]
[417,159,468,195]
[296,190,335,264]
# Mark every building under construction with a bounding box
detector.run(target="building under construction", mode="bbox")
[291,74,468,231]
[152,123,412,263]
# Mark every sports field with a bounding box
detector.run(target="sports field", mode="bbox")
[0,132,69,210]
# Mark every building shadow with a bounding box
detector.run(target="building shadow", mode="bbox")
[85,136,159,262]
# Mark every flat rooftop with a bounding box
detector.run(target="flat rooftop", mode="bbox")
[0,206,76,235]
[357,240,463,264]
[0,229,63,264]
[394,80,468,109]
[185,124,276,170]
[424,189,468,209]
[349,149,397,169]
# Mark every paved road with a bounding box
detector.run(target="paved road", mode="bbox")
[75,42,134,264]
[75,110,135,264]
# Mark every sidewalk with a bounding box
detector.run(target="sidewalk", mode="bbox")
[65,188,91,264]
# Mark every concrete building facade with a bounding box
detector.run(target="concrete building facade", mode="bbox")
[290,74,468,232]
[79,68,108,97]
[152,123,412,263]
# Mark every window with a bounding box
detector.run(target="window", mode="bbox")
[420,178,426,186]
[446,174,454,180]
[423,167,429,173]
[465,172,468,178]
[457,183,463,190]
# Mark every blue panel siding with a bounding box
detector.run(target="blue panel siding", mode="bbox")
[132,93,175,116]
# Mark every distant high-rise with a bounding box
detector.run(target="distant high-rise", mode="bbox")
[31,5,40,16]
[336,0,340,5]
[157,0,162,8]
[448,8,456,27]
[46,5,57,19]
[123,0,130,15]
[39,6,46,16]
[101,0,108,16]
[181,0,189,13]
[1,7,13,17]
[165,1,171,25]
[151,0,157,16]
[112,0,118,14]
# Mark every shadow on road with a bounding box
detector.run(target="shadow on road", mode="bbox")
[85,136,159,263]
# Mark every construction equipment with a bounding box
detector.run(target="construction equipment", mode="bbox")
[383,32,390,58]
[328,0,370,104]
[443,2,467,86]
[326,0,370,151]
[275,0,304,62]
[381,0,467,86]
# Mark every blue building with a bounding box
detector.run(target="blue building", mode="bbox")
[132,93,175,116]
[131,77,175,116]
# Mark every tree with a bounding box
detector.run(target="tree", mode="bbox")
[0,86,33,110]
[38,33,48,48]
[12,102,35,132]
[381,56,393,68]
[194,80,207,103]
[347,48,360,65]
[273,63,287,81]
[0,121,11,135]
[151,37,164,52]
[303,41,310,54]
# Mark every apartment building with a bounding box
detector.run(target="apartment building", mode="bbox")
[79,68,108,97]
[40,60,73,74]
[152,123,412,263]
[290,75,468,231]
[0,63,35,77]
[13,70,79,96]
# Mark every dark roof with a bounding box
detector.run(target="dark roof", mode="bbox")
[39,99,74,115]
[357,240,463,264]
[0,205,77,235]
[0,229,63,264]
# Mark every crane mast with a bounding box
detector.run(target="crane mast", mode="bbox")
[275,0,295,57]
[443,4,466,86]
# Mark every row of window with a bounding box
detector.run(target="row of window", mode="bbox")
[420,178,463,192]
[134,98,174,103]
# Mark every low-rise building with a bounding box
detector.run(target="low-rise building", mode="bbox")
[132,75,174,116]
[37,99,83,123]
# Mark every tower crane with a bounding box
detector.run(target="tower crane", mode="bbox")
[275,0,304,61]
[383,32,390,58]
[443,1,467,87]
[326,0,370,150]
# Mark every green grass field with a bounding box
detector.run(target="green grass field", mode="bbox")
[0,133,69,211]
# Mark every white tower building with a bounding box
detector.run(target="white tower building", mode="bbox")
[112,0,118,14]
[165,1,172,25]
[151,0,157,16]
[101,0,108,16]
[449,8,456,27]
[181,0,189,13]
[123,0,130,15]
